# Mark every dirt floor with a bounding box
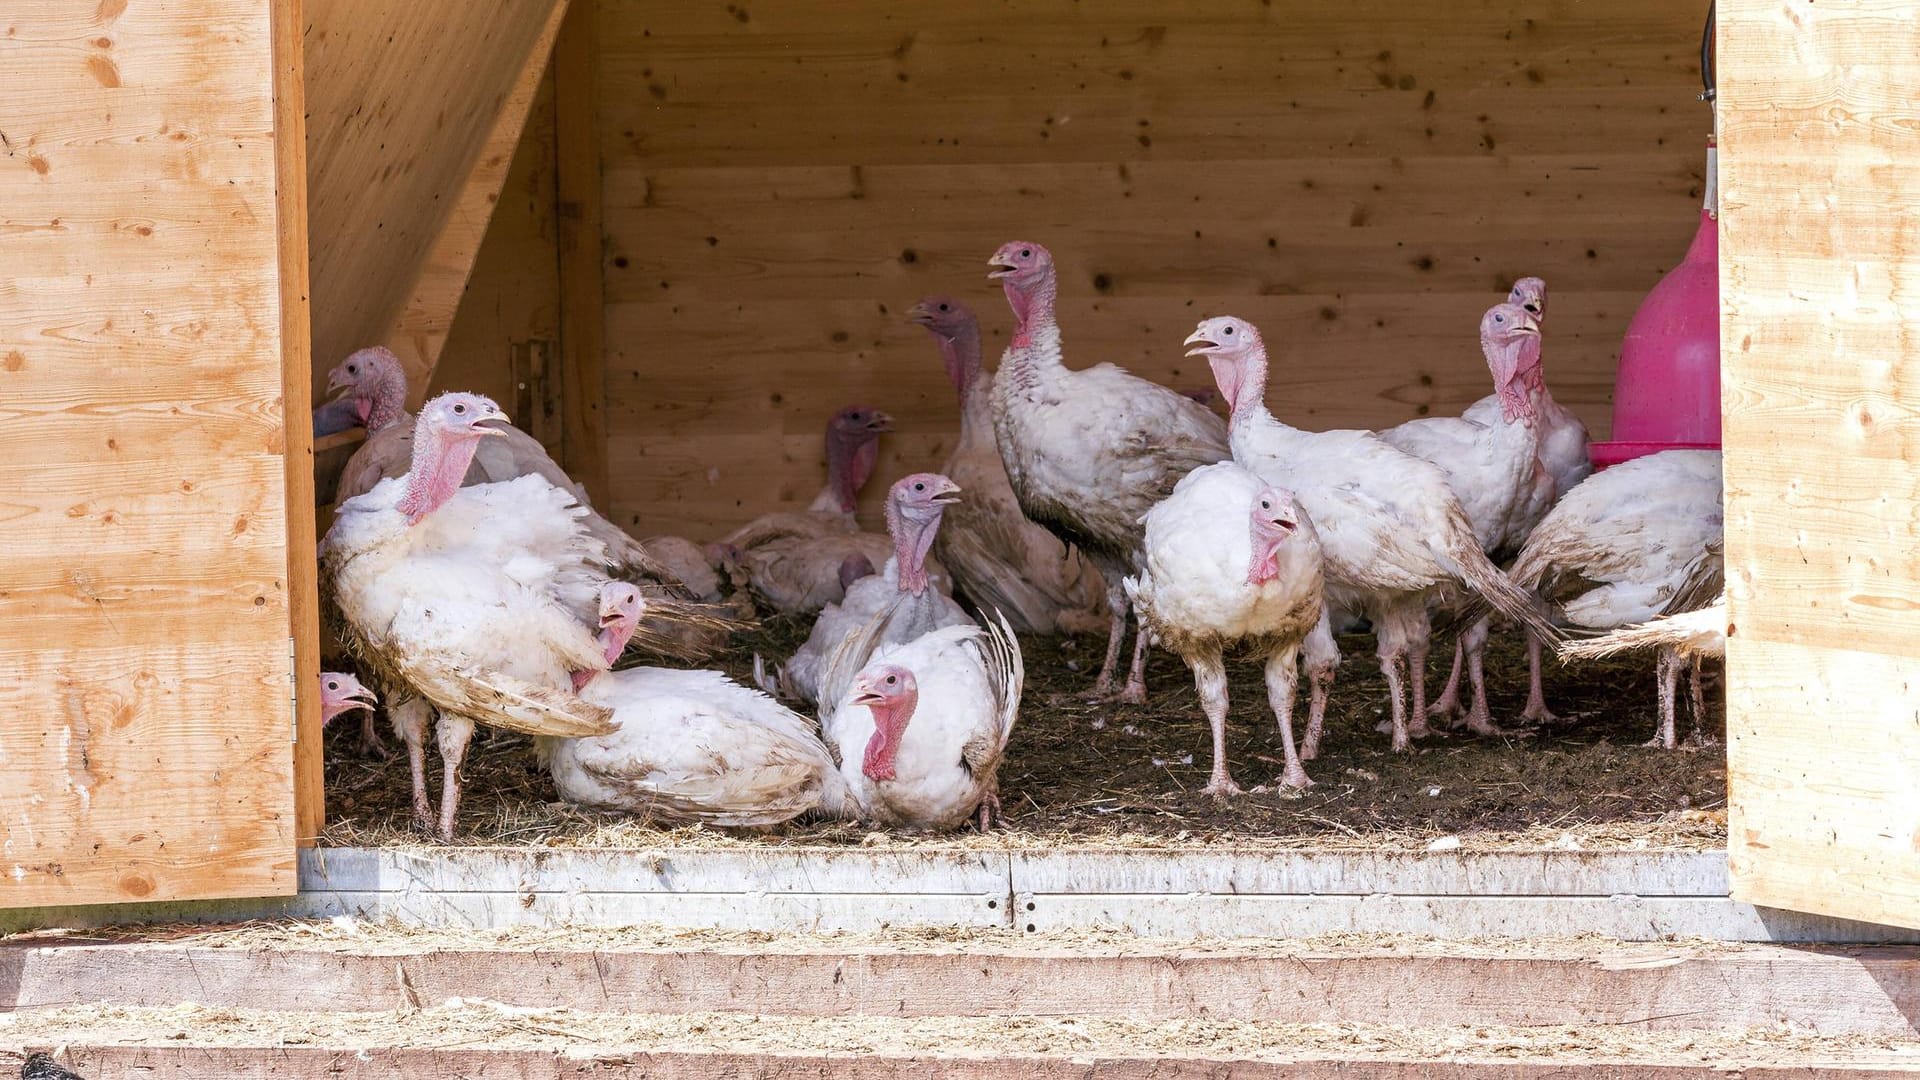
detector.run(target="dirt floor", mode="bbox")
[320,620,1727,850]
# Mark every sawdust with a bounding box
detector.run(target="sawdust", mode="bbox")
[5,1003,1917,1064]
[320,624,1728,850]
[2,920,1751,960]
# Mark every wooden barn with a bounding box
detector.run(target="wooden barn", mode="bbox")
[3,0,1918,969]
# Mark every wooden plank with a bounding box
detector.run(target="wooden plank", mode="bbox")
[377,0,569,405]
[302,0,569,393]
[0,0,298,909]
[271,0,321,847]
[555,0,611,505]
[1009,850,1728,897]
[593,0,1709,537]
[1719,0,1920,931]
[11,940,1920,1035]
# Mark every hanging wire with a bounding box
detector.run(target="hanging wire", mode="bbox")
[1699,0,1716,102]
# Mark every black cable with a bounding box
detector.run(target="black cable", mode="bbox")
[1700,0,1716,102]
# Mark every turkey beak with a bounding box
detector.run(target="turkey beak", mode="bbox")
[325,365,353,395]
[1183,329,1220,357]
[851,678,887,707]
[930,481,962,506]
[476,408,512,437]
[906,302,936,326]
[868,411,895,434]
[1514,312,1541,336]
[987,259,1017,280]
[343,683,377,710]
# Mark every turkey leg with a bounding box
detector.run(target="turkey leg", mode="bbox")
[1088,579,1130,717]
[1687,655,1716,746]
[1301,610,1338,760]
[1458,619,1510,736]
[1405,633,1435,739]
[1116,604,1151,705]
[1264,646,1313,789]
[1519,632,1562,723]
[435,713,477,842]
[390,697,434,834]
[1427,638,1467,720]
[1190,653,1241,798]
[1645,648,1680,750]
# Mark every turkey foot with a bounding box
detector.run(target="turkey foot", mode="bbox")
[1194,656,1240,798]
[974,791,1004,831]
[1201,775,1245,799]
[358,710,391,760]
[1518,632,1563,724]
[1088,581,1130,700]
[1426,641,1466,721]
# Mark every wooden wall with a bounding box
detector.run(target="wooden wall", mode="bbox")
[0,1,304,906]
[1721,0,1920,931]
[591,0,1711,538]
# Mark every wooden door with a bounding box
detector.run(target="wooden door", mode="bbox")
[1720,0,1920,930]
[0,0,313,909]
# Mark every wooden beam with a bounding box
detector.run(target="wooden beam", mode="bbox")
[554,0,611,506]
[272,0,322,846]
[303,0,569,387]
[379,1,570,406]
[1719,0,1920,931]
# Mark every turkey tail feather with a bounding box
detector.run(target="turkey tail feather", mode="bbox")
[1443,515,1561,643]
[1558,602,1726,663]
[395,656,618,737]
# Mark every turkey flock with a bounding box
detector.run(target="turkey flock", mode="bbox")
[314,240,1725,841]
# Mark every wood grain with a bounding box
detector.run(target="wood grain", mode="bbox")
[593,0,1709,537]
[302,0,567,390]
[1719,0,1920,930]
[556,0,611,506]
[0,1,299,908]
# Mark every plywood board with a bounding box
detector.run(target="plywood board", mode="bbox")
[0,0,302,906]
[1720,0,1920,930]
[303,0,568,386]
[595,0,1711,538]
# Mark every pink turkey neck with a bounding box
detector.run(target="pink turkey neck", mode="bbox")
[1217,347,1273,426]
[1002,265,1059,350]
[359,362,410,432]
[1247,519,1289,586]
[935,319,986,412]
[1487,332,1544,425]
[572,612,640,690]
[861,691,916,781]
[885,496,944,597]
[394,413,484,525]
[824,427,879,514]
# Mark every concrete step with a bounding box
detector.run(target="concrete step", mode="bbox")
[4,1006,1918,1079]
[5,925,1919,1036]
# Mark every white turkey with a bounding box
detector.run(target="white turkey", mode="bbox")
[1507,450,1723,748]
[321,392,619,840]
[716,405,893,550]
[1186,315,1557,753]
[544,583,855,827]
[1376,301,1548,737]
[718,526,951,618]
[988,241,1229,704]
[324,345,728,660]
[319,671,376,726]
[909,296,1109,636]
[818,606,1024,831]
[1127,463,1331,794]
[1434,276,1594,726]
[773,473,974,706]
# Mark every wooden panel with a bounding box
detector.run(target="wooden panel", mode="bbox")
[303,0,568,387]
[380,3,568,406]
[556,0,612,505]
[1720,0,1920,930]
[596,0,1709,537]
[0,1,300,906]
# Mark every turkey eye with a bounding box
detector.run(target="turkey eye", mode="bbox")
[913,483,925,492]
[939,303,949,311]
[1495,314,1505,323]
[1261,500,1271,509]
[326,680,338,690]
[1020,249,1031,258]
[1224,326,1234,336]
[453,403,466,414]
[347,365,357,374]
[886,675,897,684]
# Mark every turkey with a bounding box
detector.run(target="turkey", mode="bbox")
[818,609,1024,831]
[637,534,726,603]
[719,525,951,618]
[1127,463,1331,795]
[1376,302,1549,737]
[1507,450,1723,748]
[1186,315,1557,753]
[325,345,728,659]
[909,296,1109,636]
[544,583,854,827]
[319,671,377,726]
[322,392,619,841]
[716,405,893,550]
[987,241,1229,704]
[773,473,974,706]
[1432,276,1594,726]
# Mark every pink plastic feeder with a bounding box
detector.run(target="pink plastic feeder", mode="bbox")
[1588,141,1722,470]
[1589,6,1722,470]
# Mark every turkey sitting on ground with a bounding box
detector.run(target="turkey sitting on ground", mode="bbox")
[1433,275,1594,727]
[987,241,1229,705]
[545,583,855,827]
[319,671,376,726]
[909,296,1109,636]
[322,392,621,841]
[1127,463,1330,795]
[1186,315,1557,754]
[716,405,893,550]
[772,473,974,706]
[1507,451,1723,749]
[324,345,730,659]
[1375,302,1549,738]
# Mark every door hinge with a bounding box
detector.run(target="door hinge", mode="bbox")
[288,636,300,744]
